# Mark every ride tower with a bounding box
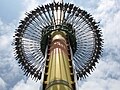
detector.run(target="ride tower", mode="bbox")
[13,0,103,90]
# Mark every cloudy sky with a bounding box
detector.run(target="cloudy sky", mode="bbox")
[0,0,120,90]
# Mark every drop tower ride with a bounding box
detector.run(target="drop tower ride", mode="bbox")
[13,0,103,90]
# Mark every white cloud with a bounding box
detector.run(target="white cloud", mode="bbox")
[79,80,105,90]
[103,11,120,49]
[11,78,41,90]
[0,77,7,90]
[0,18,24,90]
[0,1,50,90]
[19,0,52,20]
[108,79,120,90]
[77,0,120,90]
[97,0,115,12]
[77,58,120,90]
[19,0,39,20]
[53,0,62,3]
[0,35,9,49]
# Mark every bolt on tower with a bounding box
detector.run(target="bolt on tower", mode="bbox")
[13,0,103,90]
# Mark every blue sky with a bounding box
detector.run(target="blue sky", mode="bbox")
[0,0,120,90]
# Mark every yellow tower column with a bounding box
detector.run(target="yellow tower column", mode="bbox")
[44,31,74,90]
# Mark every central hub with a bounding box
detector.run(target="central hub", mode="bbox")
[41,23,77,56]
